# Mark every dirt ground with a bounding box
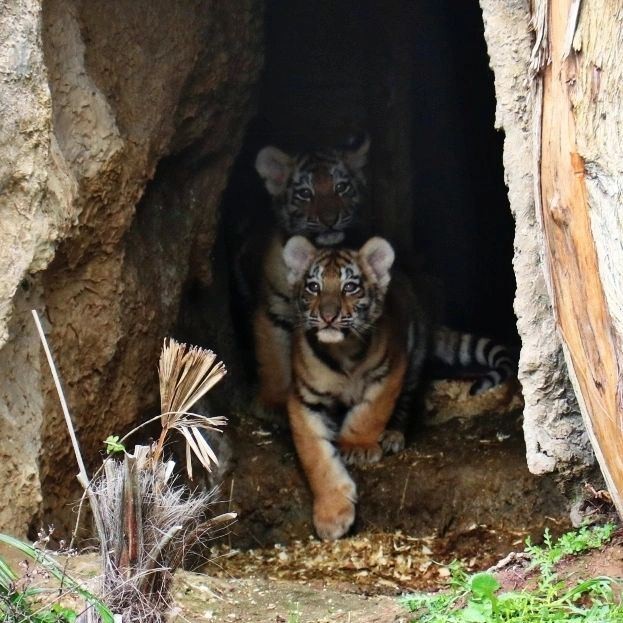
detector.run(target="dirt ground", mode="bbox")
[173,574,410,623]
[174,537,623,622]
[4,380,609,623]
[6,532,621,623]
[208,380,570,551]
[169,379,584,621]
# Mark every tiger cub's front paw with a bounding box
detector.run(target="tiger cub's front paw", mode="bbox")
[313,481,356,540]
[339,441,383,466]
[379,429,405,455]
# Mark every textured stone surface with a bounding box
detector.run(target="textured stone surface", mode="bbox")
[479,0,594,474]
[0,0,262,536]
[0,0,71,537]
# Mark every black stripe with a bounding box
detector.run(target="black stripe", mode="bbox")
[296,389,328,414]
[491,351,513,368]
[335,250,355,264]
[481,339,496,368]
[364,352,390,385]
[266,310,293,331]
[462,334,476,366]
[299,378,333,398]
[305,331,345,374]
[301,399,327,413]
[350,335,372,362]
[366,367,390,385]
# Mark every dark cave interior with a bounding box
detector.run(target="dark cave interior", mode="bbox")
[180,0,518,386]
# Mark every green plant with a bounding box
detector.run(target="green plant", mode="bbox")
[287,603,302,623]
[0,534,114,623]
[403,523,622,623]
[525,523,616,574]
[103,435,125,455]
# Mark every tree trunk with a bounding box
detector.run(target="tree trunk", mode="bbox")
[533,0,623,515]
[480,0,594,478]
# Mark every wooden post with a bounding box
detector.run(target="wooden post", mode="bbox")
[536,0,623,514]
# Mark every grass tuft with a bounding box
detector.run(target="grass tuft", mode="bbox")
[403,523,622,623]
[0,535,114,622]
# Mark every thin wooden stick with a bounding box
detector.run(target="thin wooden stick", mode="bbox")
[32,310,109,572]
[31,310,89,486]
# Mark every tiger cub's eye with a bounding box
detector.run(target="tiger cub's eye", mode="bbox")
[294,188,313,201]
[342,281,360,294]
[334,181,351,195]
[306,281,321,294]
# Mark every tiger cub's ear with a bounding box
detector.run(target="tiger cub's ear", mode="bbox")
[255,146,294,196]
[283,236,317,285]
[342,133,370,171]
[359,237,394,288]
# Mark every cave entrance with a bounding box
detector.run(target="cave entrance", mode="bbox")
[218,0,519,346]
[175,0,568,569]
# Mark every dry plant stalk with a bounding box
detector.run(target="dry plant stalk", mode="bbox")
[90,338,233,621]
[32,314,234,623]
[154,338,227,478]
[91,450,233,622]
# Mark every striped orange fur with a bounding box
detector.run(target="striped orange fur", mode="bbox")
[283,236,516,540]
[252,140,370,411]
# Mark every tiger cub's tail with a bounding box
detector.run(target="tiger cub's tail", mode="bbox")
[431,327,516,396]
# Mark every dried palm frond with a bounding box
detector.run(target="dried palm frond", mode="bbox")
[153,338,227,477]
[32,312,235,622]
[81,335,234,622]
[88,448,235,622]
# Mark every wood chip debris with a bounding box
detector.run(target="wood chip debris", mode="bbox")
[204,530,501,594]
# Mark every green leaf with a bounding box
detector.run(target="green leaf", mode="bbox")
[51,603,79,621]
[104,434,126,455]
[470,572,500,599]
[461,603,489,622]
[0,554,17,590]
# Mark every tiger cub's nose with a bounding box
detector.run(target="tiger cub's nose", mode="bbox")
[321,311,338,324]
[319,213,339,227]
[319,301,339,324]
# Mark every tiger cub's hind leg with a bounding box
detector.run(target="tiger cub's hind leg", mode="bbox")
[254,309,292,411]
[288,393,357,540]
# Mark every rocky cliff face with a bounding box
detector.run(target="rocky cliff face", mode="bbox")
[0,0,262,536]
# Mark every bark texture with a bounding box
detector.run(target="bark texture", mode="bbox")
[479,0,594,474]
[535,0,623,513]
[0,0,262,536]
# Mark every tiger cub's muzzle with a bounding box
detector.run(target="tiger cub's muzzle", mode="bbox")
[313,297,348,343]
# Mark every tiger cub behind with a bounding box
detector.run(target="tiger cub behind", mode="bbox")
[252,139,370,411]
[283,236,515,540]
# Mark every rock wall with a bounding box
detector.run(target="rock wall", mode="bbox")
[0,0,68,538]
[479,0,594,474]
[0,0,262,536]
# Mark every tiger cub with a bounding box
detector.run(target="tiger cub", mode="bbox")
[253,139,370,411]
[282,236,514,540]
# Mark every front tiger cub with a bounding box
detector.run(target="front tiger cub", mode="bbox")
[253,140,370,412]
[283,235,410,540]
[283,236,516,540]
